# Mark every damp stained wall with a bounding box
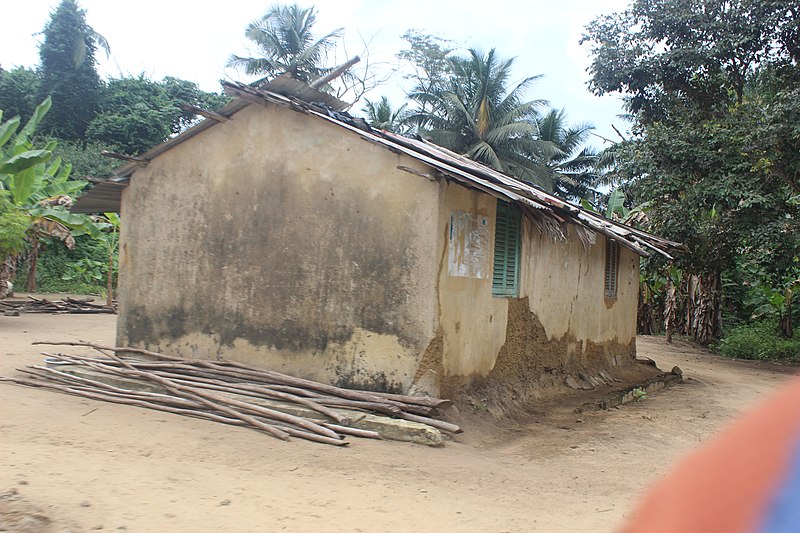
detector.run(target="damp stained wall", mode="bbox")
[435,182,640,383]
[518,218,640,353]
[116,102,441,392]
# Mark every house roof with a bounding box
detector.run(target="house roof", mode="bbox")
[72,79,687,259]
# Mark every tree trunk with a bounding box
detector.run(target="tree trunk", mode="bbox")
[686,271,722,345]
[664,274,676,344]
[25,237,39,293]
[780,298,793,338]
[0,257,15,299]
[106,249,113,307]
[637,281,652,335]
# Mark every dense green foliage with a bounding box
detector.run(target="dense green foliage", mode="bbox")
[713,321,800,363]
[0,191,29,258]
[87,76,231,155]
[362,96,409,133]
[0,67,40,125]
[0,0,230,295]
[583,0,800,344]
[36,0,103,141]
[397,35,599,198]
[535,108,599,201]
[51,139,117,178]
[407,48,552,185]
[30,234,110,294]
[0,97,103,294]
[1,4,228,159]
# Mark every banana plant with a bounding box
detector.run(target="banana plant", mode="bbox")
[0,98,100,292]
[92,212,120,306]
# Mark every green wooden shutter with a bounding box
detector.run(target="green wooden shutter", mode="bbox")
[605,238,619,298]
[493,200,521,296]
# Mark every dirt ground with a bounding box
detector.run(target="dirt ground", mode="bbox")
[1,310,796,533]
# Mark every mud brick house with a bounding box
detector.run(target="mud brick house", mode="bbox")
[75,78,685,400]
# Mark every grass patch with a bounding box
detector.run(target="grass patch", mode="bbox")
[713,320,800,363]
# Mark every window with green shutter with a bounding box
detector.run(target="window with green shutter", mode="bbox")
[493,200,521,296]
[605,238,620,299]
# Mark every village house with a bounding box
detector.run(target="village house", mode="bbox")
[74,78,685,402]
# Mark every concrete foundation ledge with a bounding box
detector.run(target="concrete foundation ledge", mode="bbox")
[578,369,683,412]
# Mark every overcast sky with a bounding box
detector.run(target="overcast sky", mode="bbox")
[2,0,630,146]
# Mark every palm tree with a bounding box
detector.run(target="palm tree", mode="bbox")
[362,96,409,133]
[228,4,341,83]
[535,108,600,201]
[407,48,558,188]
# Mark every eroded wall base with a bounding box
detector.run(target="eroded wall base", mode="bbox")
[417,298,652,413]
[123,326,424,394]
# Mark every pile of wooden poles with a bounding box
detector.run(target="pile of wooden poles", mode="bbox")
[1,297,116,314]
[0,341,459,446]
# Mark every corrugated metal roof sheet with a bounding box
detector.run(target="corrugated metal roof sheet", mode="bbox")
[71,179,128,214]
[74,80,686,258]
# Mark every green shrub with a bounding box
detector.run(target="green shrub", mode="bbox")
[28,234,111,294]
[713,320,800,363]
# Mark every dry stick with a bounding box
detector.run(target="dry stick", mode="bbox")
[313,397,403,416]
[21,367,203,410]
[150,372,352,425]
[46,357,394,420]
[94,354,341,441]
[52,354,292,441]
[37,342,459,430]
[0,376,237,425]
[0,375,303,438]
[20,368,350,445]
[264,423,354,446]
[42,355,371,419]
[358,390,453,409]
[399,412,463,434]
[22,366,366,446]
[65,298,112,309]
[87,361,427,416]
[35,341,429,409]
[58,354,346,438]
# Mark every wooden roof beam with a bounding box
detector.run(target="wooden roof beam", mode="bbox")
[101,151,148,165]
[179,103,230,123]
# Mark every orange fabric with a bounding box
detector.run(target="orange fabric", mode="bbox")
[621,376,800,533]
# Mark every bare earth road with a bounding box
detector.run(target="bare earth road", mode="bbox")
[0,311,796,533]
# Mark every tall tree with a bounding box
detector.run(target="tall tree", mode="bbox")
[0,67,40,125]
[535,108,599,201]
[362,96,409,133]
[86,76,173,155]
[407,48,556,188]
[397,30,454,119]
[87,75,230,155]
[582,0,800,343]
[228,4,341,83]
[36,0,104,141]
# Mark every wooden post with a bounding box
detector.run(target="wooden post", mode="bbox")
[309,56,360,89]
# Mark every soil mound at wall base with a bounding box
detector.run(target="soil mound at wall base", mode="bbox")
[448,298,663,419]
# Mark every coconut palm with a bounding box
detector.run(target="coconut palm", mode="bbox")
[535,108,600,201]
[362,96,409,133]
[407,48,558,188]
[228,4,341,83]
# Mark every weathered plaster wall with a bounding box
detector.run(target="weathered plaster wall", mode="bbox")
[434,185,508,377]
[429,183,640,393]
[518,221,640,366]
[117,103,440,392]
